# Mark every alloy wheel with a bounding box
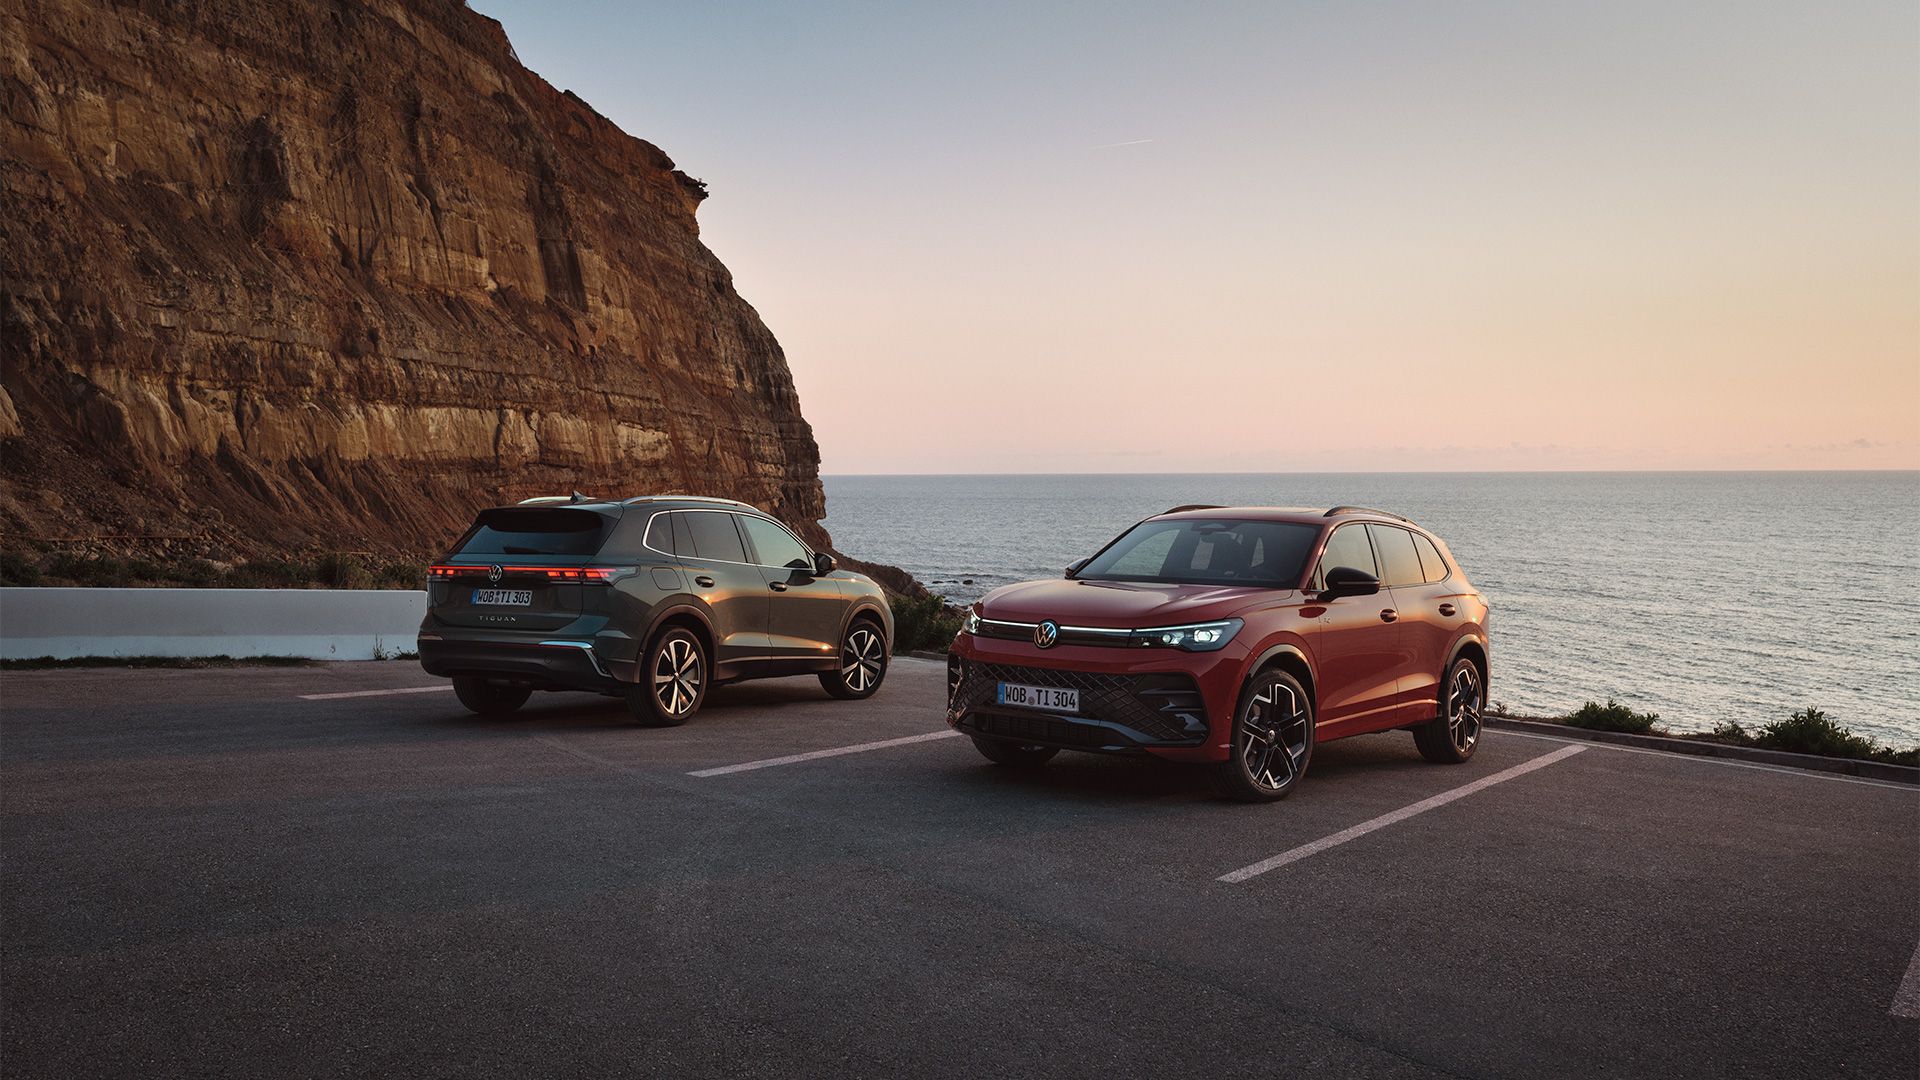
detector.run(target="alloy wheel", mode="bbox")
[1240,681,1311,792]
[652,636,703,717]
[1447,663,1483,754]
[842,627,884,693]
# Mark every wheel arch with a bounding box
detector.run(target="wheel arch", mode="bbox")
[841,600,892,650]
[1447,635,1489,689]
[643,604,716,670]
[1250,641,1317,715]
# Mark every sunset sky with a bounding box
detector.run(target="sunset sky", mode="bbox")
[475,1,1918,473]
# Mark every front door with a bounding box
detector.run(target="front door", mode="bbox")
[1309,523,1404,737]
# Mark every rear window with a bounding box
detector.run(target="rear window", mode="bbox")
[454,508,612,557]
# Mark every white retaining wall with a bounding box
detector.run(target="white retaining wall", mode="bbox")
[0,588,428,661]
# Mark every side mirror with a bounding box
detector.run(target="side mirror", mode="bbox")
[1322,565,1380,597]
[1065,558,1088,578]
[812,552,837,577]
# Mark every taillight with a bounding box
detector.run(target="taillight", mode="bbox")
[426,565,628,582]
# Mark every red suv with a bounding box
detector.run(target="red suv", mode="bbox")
[946,506,1489,802]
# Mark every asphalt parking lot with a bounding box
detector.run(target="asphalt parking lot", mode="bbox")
[3,658,1916,1078]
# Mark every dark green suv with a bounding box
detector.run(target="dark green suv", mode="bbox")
[418,495,893,725]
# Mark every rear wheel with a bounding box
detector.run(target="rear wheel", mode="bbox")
[820,619,888,700]
[627,627,706,727]
[1212,669,1314,802]
[971,737,1059,768]
[1414,657,1482,763]
[452,676,531,717]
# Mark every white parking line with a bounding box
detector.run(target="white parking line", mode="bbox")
[1218,744,1588,883]
[690,730,962,778]
[1893,941,1920,1018]
[299,685,455,701]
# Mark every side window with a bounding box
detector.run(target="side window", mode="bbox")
[1316,525,1376,584]
[737,515,812,569]
[1367,525,1425,588]
[670,512,696,559]
[1412,532,1450,583]
[643,513,678,555]
[683,511,749,563]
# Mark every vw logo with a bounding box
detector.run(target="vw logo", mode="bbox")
[1034,620,1059,649]
[488,564,504,584]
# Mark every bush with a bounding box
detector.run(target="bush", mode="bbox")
[1564,698,1660,734]
[0,550,41,586]
[312,551,372,588]
[890,592,963,654]
[376,561,426,588]
[1709,709,1915,766]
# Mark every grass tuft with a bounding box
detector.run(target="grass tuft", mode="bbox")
[1563,698,1661,734]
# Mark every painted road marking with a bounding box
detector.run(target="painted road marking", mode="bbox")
[1893,941,1920,1018]
[1218,744,1588,883]
[691,730,962,778]
[299,685,455,701]
[1498,728,1916,792]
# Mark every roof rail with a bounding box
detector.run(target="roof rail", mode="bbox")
[1324,505,1412,522]
[1162,504,1225,514]
[622,495,763,512]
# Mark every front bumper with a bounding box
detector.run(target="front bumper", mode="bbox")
[946,634,1246,762]
[418,630,620,693]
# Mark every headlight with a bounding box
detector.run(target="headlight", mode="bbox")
[962,609,981,635]
[1131,618,1243,652]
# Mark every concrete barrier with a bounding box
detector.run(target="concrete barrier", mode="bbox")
[0,588,427,661]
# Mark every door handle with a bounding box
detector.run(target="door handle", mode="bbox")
[1379,609,1398,623]
[769,581,788,592]
[1438,603,1456,617]
[694,575,715,588]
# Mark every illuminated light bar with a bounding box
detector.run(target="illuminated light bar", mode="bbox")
[427,565,630,582]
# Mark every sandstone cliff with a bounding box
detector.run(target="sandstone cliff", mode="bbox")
[0,0,830,559]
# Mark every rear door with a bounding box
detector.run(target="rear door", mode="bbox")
[1309,523,1403,734]
[736,513,843,659]
[671,510,772,662]
[432,507,611,632]
[1366,524,1436,720]
[1383,529,1466,721]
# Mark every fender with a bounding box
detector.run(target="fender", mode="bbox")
[1247,637,1318,705]
[1444,631,1490,684]
[838,599,892,649]
[640,602,716,663]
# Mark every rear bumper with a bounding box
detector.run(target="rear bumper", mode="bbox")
[418,632,620,693]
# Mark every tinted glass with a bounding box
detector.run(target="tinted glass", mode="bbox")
[1078,519,1319,586]
[737,515,812,569]
[1367,524,1425,587]
[670,512,695,557]
[683,511,748,562]
[643,513,676,555]
[1316,524,1376,581]
[1412,532,1449,583]
[455,508,611,556]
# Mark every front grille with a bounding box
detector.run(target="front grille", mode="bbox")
[950,660,1207,746]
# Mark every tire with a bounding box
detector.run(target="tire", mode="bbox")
[627,626,707,727]
[1212,668,1315,803]
[970,736,1059,768]
[820,619,889,700]
[452,675,532,717]
[1413,657,1483,763]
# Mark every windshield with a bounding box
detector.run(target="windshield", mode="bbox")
[1076,518,1320,587]
[453,508,614,557]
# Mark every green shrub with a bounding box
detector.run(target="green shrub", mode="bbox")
[0,550,41,586]
[376,561,426,588]
[889,592,963,654]
[228,558,310,588]
[171,558,222,586]
[312,551,373,588]
[1563,698,1660,734]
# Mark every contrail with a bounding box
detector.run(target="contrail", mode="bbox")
[1093,138,1154,149]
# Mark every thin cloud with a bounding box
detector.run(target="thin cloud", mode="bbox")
[1092,138,1154,149]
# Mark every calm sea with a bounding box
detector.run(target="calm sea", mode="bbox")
[823,472,1920,744]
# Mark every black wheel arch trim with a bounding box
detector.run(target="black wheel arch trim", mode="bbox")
[641,604,716,664]
[840,601,892,650]
[1446,635,1490,684]
[1250,642,1316,702]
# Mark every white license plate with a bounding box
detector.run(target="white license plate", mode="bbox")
[996,682,1079,713]
[470,589,533,607]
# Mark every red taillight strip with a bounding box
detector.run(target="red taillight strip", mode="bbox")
[428,565,628,582]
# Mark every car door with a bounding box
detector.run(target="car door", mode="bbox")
[1382,528,1467,722]
[672,510,772,663]
[1309,523,1404,736]
[735,513,844,659]
[1367,523,1437,722]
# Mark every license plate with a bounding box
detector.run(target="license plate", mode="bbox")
[470,589,533,607]
[996,682,1079,713]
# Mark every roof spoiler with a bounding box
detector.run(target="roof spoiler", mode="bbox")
[516,491,597,506]
[1162,504,1225,514]
[1324,505,1412,523]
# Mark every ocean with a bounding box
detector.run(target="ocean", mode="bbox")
[823,472,1920,744]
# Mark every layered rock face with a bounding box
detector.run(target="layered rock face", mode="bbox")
[0,0,828,557]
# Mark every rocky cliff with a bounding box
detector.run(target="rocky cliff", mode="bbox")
[0,0,829,559]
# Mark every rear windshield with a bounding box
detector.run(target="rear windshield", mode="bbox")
[1077,518,1320,587]
[453,508,613,557]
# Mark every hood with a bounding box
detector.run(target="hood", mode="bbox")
[978,578,1283,628]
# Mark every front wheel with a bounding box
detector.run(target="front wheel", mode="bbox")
[819,620,888,700]
[452,676,532,717]
[971,736,1059,768]
[627,627,707,727]
[1413,658,1482,763]
[1212,669,1314,803]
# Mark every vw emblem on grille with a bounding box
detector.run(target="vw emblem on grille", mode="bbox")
[1034,620,1059,649]
[488,564,504,584]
